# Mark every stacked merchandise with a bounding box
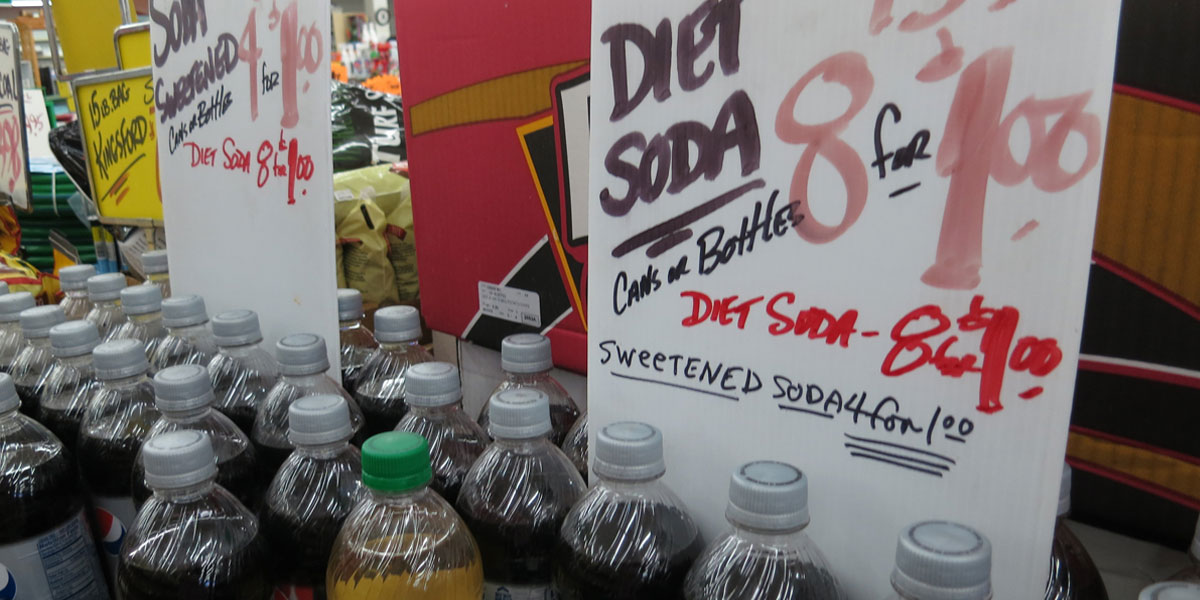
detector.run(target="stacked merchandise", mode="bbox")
[18,168,96,271]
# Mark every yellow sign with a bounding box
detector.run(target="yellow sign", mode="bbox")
[114,23,150,69]
[49,0,135,76]
[73,68,162,220]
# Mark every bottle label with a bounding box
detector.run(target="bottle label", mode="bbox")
[90,495,137,582]
[272,584,316,600]
[0,509,110,600]
[484,582,558,600]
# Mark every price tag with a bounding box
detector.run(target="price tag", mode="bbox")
[152,0,338,369]
[587,1,1122,597]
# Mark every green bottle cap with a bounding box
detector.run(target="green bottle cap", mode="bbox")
[361,432,433,492]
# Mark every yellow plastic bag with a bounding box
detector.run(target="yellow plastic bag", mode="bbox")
[333,165,419,304]
[335,195,398,306]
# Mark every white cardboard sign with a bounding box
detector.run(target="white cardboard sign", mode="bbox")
[151,0,338,370]
[588,1,1121,598]
[22,90,53,160]
[0,23,29,211]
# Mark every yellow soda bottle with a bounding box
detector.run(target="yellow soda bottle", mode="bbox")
[327,431,483,599]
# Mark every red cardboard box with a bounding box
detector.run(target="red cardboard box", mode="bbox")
[394,0,591,373]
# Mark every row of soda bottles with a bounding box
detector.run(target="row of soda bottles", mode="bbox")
[0,253,1198,599]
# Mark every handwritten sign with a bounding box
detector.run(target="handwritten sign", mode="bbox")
[588,2,1120,598]
[23,90,53,160]
[0,22,29,212]
[152,0,338,371]
[73,68,162,220]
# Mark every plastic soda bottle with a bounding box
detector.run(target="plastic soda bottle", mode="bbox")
[458,388,586,599]
[562,412,588,482]
[254,333,364,477]
[555,421,702,600]
[149,295,217,373]
[393,362,488,504]
[1045,463,1107,599]
[10,305,65,415]
[140,250,170,298]
[0,291,34,372]
[0,372,109,599]
[104,285,167,361]
[327,431,484,599]
[478,334,580,445]
[132,365,259,508]
[84,273,127,338]
[36,320,102,451]
[684,460,845,599]
[262,394,363,598]
[59,264,96,320]
[117,430,269,598]
[884,520,992,600]
[352,305,432,437]
[207,309,280,435]
[76,339,161,578]
[337,288,377,395]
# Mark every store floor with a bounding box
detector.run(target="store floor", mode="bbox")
[1072,520,1193,598]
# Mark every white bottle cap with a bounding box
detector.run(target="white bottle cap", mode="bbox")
[93,339,149,380]
[59,264,96,291]
[276,334,330,375]
[0,281,8,296]
[405,362,461,407]
[726,460,810,531]
[0,291,35,322]
[337,288,364,321]
[501,333,553,373]
[142,430,218,490]
[20,305,65,338]
[593,421,666,481]
[374,305,421,343]
[1141,583,1200,600]
[154,365,215,413]
[487,388,552,439]
[141,250,169,274]
[289,394,354,446]
[891,521,992,600]
[0,373,17,413]
[1058,463,1072,517]
[211,310,263,346]
[50,321,101,358]
[86,273,126,302]
[120,285,163,316]
[162,295,208,328]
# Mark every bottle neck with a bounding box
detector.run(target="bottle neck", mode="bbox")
[167,322,207,336]
[154,478,215,502]
[731,522,808,544]
[379,340,421,354]
[217,341,264,357]
[409,402,464,417]
[0,321,19,332]
[282,372,326,385]
[295,440,351,458]
[161,405,213,422]
[596,473,664,490]
[65,289,89,299]
[57,354,94,368]
[339,318,363,329]
[101,372,150,389]
[93,298,121,308]
[24,337,51,350]
[126,312,163,325]
[367,485,428,505]
[492,435,553,453]
[505,369,552,384]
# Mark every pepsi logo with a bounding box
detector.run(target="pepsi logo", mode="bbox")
[0,562,16,600]
[95,508,127,556]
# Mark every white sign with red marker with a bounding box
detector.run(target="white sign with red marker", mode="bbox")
[151,0,338,368]
[588,1,1121,597]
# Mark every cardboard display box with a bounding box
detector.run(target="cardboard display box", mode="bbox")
[393,0,591,373]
